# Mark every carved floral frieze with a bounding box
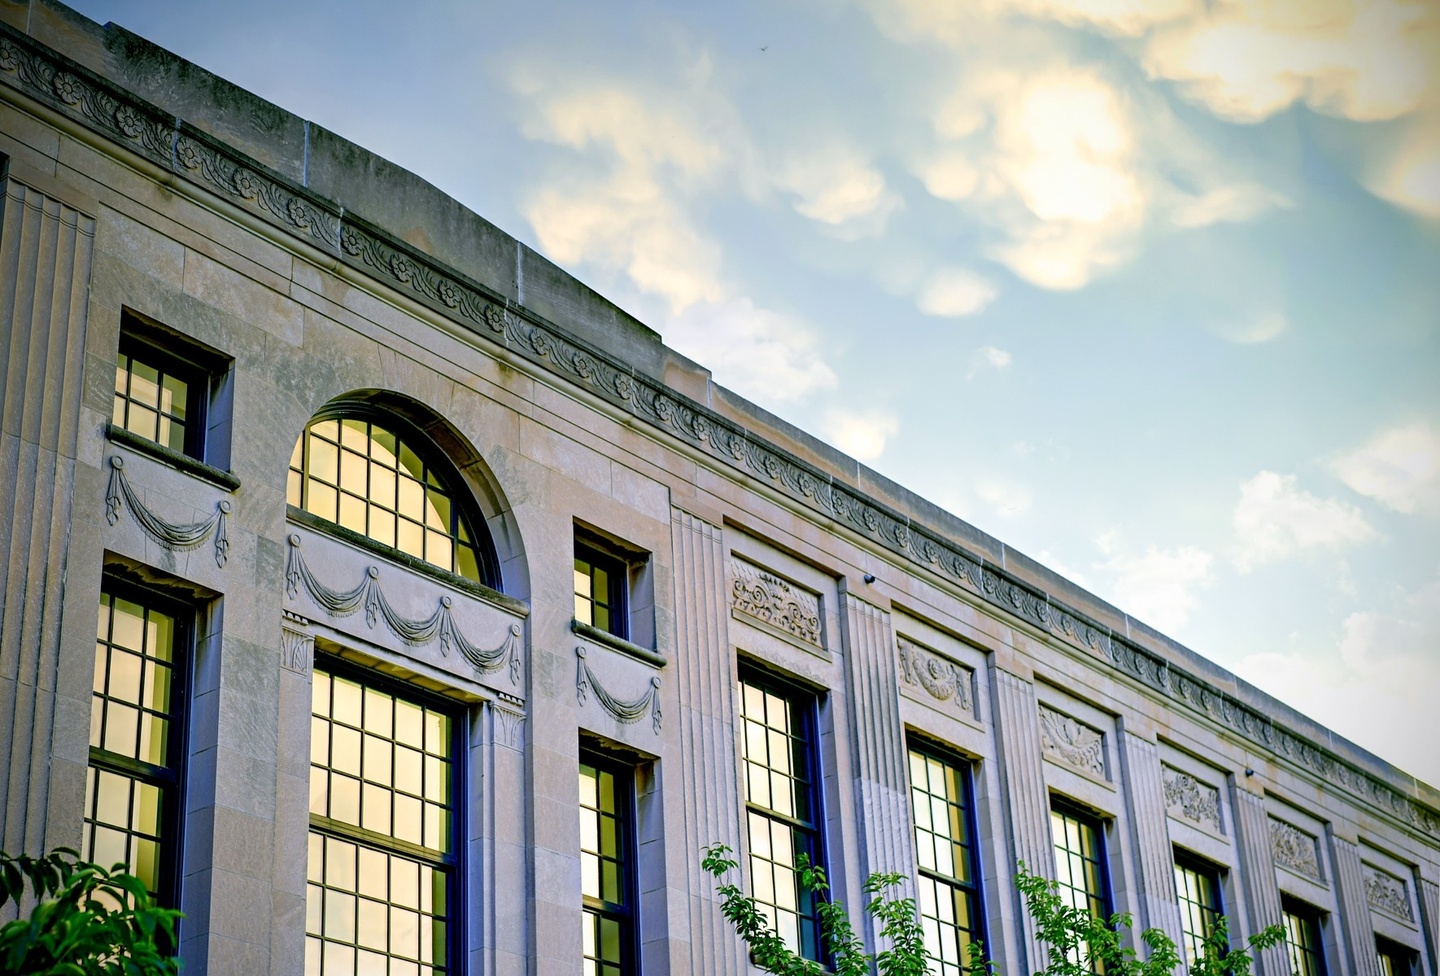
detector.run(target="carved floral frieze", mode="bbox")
[7,20,1435,838]
[897,637,973,717]
[1363,865,1413,921]
[1269,819,1322,882]
[1037,704,1106,778]
[1162,765,1223,833]
[729,557,821,647]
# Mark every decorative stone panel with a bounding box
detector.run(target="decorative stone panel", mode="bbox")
[1037,703,1105,778]
[1162,765,1222,833]
[897,635,973,717]
[1270,818,1322,881]
[279,617,313,675]
[728,555,821,647]
[1364,864,1414,921]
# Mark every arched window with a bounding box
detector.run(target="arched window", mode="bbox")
[287,415,497,586]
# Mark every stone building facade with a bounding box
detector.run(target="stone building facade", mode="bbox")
[1,4,1437,976]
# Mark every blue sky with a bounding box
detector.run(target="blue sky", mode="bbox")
[67,0,1440,785]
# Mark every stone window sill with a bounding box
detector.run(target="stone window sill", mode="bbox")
[572,618,666,669]
[105,423,241,491]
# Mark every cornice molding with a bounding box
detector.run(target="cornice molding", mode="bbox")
[6,22,1434,839]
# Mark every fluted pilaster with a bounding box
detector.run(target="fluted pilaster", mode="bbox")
[1231,789,1288,975]
[1331,835,1381,976]
[0,178,95,856]
[1118,732,1184,951]
[991,668,1052,969]
[1418,875,1439,976]
[669,509,744,976]
[839,593,915,939]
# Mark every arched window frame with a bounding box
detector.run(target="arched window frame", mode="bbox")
[287,407,502,590]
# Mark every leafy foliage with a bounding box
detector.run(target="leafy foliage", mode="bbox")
[703,845,1285,976]
[0,847,183,976]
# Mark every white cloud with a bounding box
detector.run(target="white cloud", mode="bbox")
[917,151,980,202]
[976,478,1033,518]
[967,345,1013,378]
[1142,0,1437,124]
[1168,183,1291,228]
[1370,120,1440,220]
[774,148,902,237]
[1235,571,1440,786]
[1232,471,1376,571]
[1212,309,1289,345]
[663,298,838,407]
[916,267,999,317]
[1333,423,1440,515]
[821,408,900,462]
[1099,544,1214,631]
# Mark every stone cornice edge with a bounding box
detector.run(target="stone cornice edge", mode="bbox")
[4,23,1434,840]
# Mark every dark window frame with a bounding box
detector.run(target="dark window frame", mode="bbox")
[287,407,501,589]
[574,539,629,640]
[1173,851,1225,966]
[1280,896,1327,976]
[737,664,826,962]
[87,577,193,916]
[1376,935,1417,976]
[906,737,988,975]
[113,309,232,466]
[1049,798,1112,974]
[579,747,639,976]
[305,656,465,976]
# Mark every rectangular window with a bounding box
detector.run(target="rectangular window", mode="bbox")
[575,541,628,639]
[1173,854,1223,967]
[1281,899,1325,976]
[307,666,457,976]
[1050,802,1110,974]
[86,586,188,904]
[1377,937,1416,976]
[908,743,983,976]
[112,311,230,465]
[580,753,636,976]
[740,669,822,960]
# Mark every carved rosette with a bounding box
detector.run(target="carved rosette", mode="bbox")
[1363,865,1413,921]
[1269,819,1322,881]
[1162,765,1223,832]
[1037,704,1105,778]
[897,636,973,716]
[728,557,821,646]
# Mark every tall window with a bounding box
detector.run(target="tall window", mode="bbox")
[1377,937,1416,976]
[574,542,626,638]
[1281,899,1325,976]
[1051,802,1110,974]
[1173,855,1223,967]
[288,416,492,584]
[580,753,635,976]
[740,670,822,960]
[86,587,188,903]
[908,744,983,976]
[113,343,195,454]
[307,667,457,976]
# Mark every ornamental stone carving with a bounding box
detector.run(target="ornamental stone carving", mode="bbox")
[279,621,313,675]
[1037,704,1105,778]
[897,636,973,716]
[1270,819,1322,881]
[1162,765,1222,832]
[1364,865,1413,921]
[729,556,821,646]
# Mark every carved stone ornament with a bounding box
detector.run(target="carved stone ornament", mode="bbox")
[279,623,313,675]
[1037,704,1106,777]
[8,22,1433,838]
[1269,819,1322,881]
[105,456,230,567]
[897,636,973,715]
[729,557,821,647]
[575,647,661,733]
[284,535,522,684]
[1162,765,1223,832]
[1364,865,1414,921]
